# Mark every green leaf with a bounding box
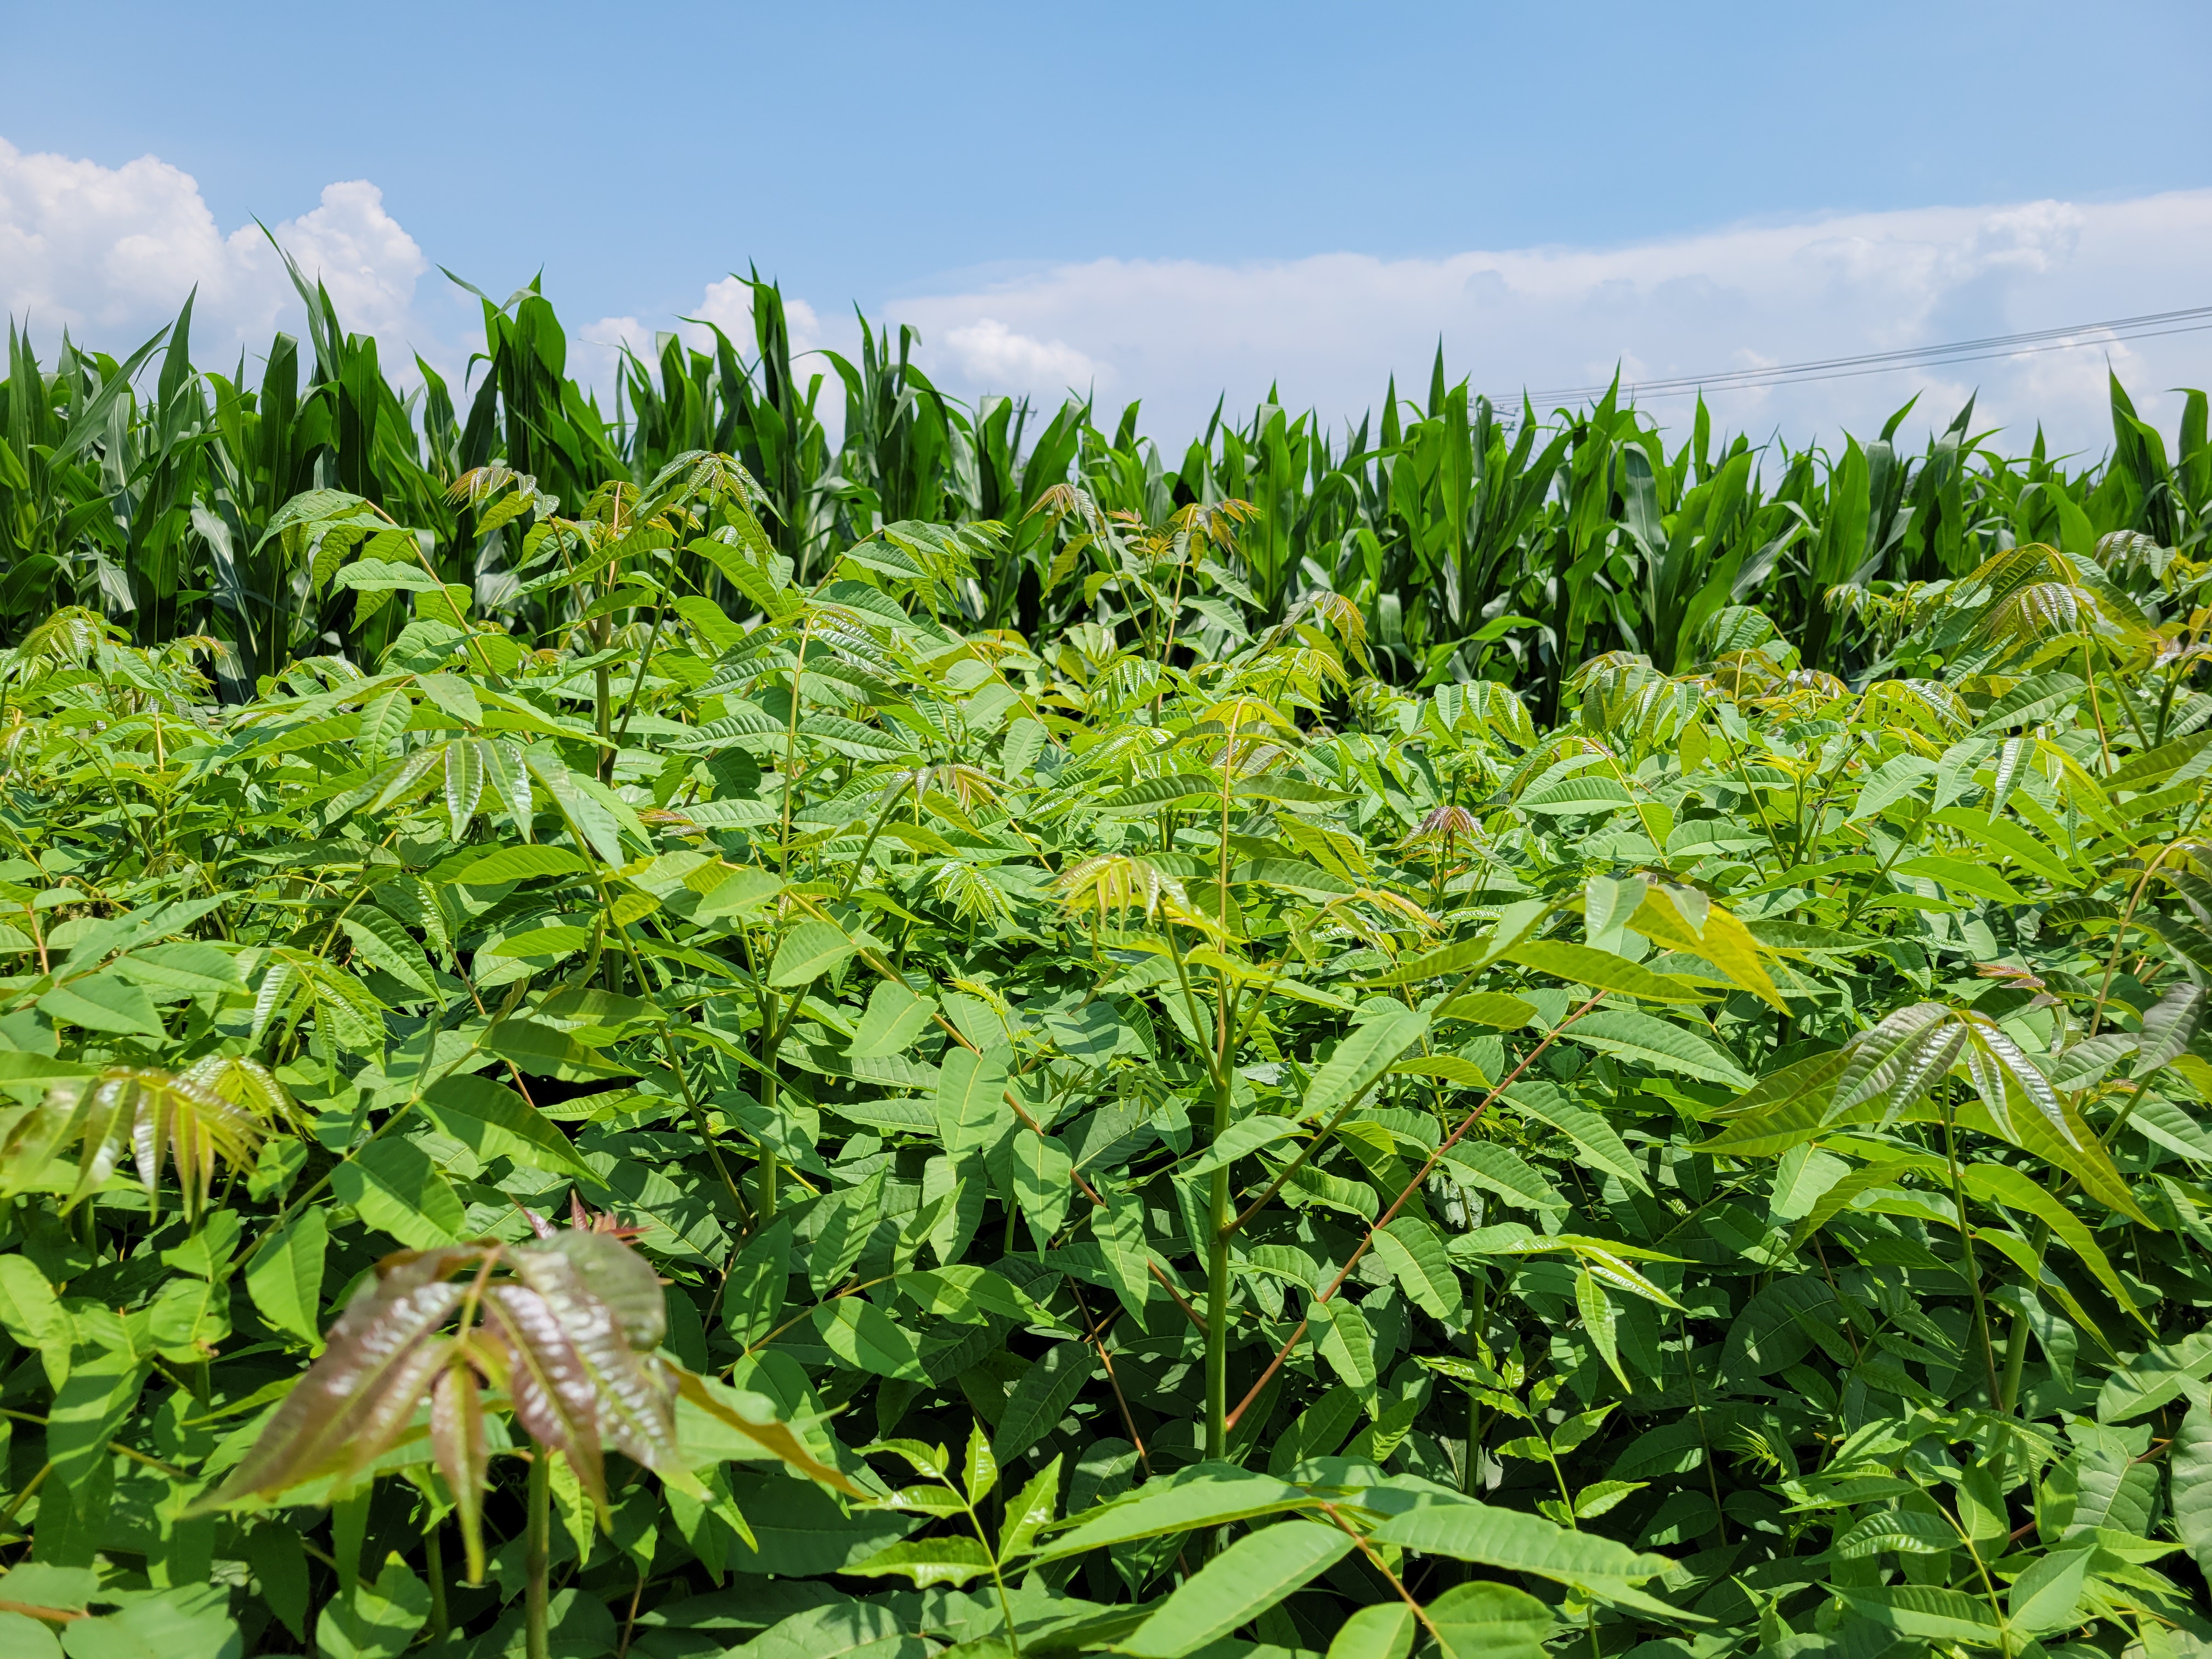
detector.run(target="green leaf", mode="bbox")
[423,1073,594,1177]
[2008,1545,2092,1634]
[897,1266,1058,1328]
[0,1255,70,1383]
[52,1584,239,1659]
[1091,775,1215,812]
[1898,855,2024,904]
[998,1452,1062,1559]
[1122,1519,1354,1657]
[111,941,242,994]
[722,1219,791,1348]
[992,1341,1095,1463]
[245,1525,309,1640]
[1830,1584,2000,1643]
[1233,858,1357,899]
[1011,1131,1074,1246]
[437,843,589,885]
[799,714,913,761]
[934,1046,1011,1160]
[329,1138,465,1248]
[1036,1465,1317,1561]
[848,978,937,1058]
[246,1210,328,1346]
[808,1171,887,1295]
[1370,1217,1460,1319]
[47,1350,150,1489]
[1364,1492,1677,1597]
[333,559,442,594]
[1314,1299,1376,1391]
[839,1536,993,1588]
[1723,1276,1838,1376]
[2171,1395,2212,1579]
[1502,941,1707,1002]
[1324,1604,1417,1659]
[527,753,630,865]
[733,1601,919,1659]
[1304,1007,1428,1120]
[1092,1188,1153,1323]
[481,924,591,961]
[1183,1115,1304,1177]
[1393,1054,1491,1088]
[1441,1139,1565,1211]
[1786,1155,1942,1249]
[1424,1582,1555,1659]
[1956,1088,2152,1226]
[1695,1050,1851,1154]
[340,911,435,997]
[1567,1009,1751,1087]
[1926,806,2075,887]
[1357,938,1490,989]
[1741,919,1884,955]
[37,972,166,1037]
[1833,1509,1957,1556]
[770,919,857,987]
[1576,1267,1628,1389]
[1767,1144,1849,1224]
[1520,777,1633,813]
[812,1300,925,1380]
[1502,1082,1649,1192]
[1965,1161,2135,1317]
[2094,1331,2212,1422]
[684,865,782,926]
[962,1423,996,1501]
[475,1018,633,1081]
[1432,991,1539,1028]
[314,1556,430,1659]
[1849,753,1939,820]
[1571,1480,1645,1520]
[1970,670,2085,735]
[0,1053,100,1084]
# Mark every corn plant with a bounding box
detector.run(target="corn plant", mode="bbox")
[12,280,2212,696]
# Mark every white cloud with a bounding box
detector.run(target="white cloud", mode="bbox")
[883,191,2212,453]
[0,136,438,372]
[7,131,2210,459]
[264,180,427,341]
[940,318,1098,394]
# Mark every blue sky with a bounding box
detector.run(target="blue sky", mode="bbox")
[5,0,2212,447]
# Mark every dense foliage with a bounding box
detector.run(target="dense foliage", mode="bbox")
[2,427,2212,1659]
[5,265,2212,707]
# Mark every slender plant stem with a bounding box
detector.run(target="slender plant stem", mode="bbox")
[1942,1101,2004,1407]
[524,1452,552,1659]
[426,1519,449,1640]
[1204,1065,1233,1462]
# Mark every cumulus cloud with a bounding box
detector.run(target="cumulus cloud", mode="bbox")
[884,191,2212,453]
[0,136,437,370]
[940,318,1098,394]
[7,130,2210,458]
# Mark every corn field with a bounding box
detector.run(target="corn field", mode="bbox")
[5,266,2209,718]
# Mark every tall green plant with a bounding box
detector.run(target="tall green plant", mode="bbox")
[13,283,2212,701]
[3,469,2212,1654]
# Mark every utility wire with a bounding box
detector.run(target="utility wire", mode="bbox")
[1499,302,2212,408]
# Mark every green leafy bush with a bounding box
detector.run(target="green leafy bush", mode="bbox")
[1,453,2210,1658]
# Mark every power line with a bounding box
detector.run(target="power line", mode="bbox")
[1498,302,2212,408]
[1523,303,2212,397]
